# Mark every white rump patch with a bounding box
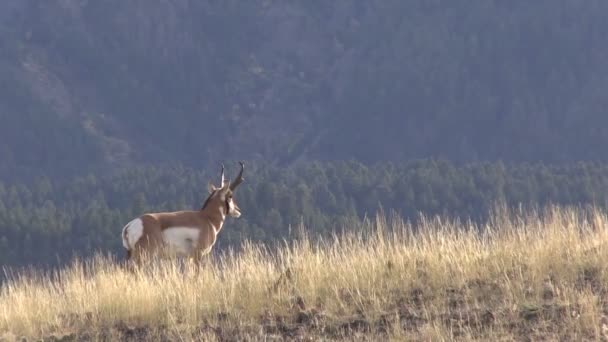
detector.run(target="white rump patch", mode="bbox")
[122,218,144,250]
[162,227,200,256]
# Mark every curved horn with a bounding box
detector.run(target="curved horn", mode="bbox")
[229,161,245,191]
[220,163,225,186]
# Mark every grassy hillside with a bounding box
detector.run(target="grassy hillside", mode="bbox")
[2,206,607,340]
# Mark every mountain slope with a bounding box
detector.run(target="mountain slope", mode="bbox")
[2,1,608,180]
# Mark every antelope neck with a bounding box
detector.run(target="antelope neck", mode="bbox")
[200,200,226,232]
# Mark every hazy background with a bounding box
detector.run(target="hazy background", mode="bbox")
[1,1,608,266]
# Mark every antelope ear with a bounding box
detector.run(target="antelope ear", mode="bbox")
[207,182,217,194]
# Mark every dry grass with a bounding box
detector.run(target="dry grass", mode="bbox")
[2,206,608,341]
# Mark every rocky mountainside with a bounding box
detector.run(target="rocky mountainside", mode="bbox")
[2,1,608,181]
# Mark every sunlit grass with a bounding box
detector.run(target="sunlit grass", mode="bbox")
[1,206,608,340]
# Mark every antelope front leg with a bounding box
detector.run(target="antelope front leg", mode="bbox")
[190,251,210,271]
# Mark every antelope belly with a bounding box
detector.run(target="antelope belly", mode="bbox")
[161,227,200,256]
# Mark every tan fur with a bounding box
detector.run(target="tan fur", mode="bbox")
[125,163,245,263]
[130,212,220,260]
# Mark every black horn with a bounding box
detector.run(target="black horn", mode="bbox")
[229,161,245,190]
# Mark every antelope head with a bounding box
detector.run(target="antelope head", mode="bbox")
[205,162,245,218]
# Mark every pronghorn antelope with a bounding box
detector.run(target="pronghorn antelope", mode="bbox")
[121,162,245,262]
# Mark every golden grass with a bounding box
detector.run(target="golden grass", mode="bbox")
[2,206,608,340]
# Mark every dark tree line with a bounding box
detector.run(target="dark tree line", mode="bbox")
[2,160,608,267]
